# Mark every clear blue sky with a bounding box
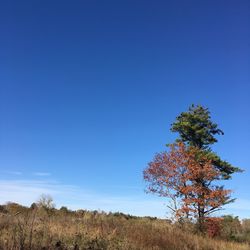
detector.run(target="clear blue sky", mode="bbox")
[0,0,249,218]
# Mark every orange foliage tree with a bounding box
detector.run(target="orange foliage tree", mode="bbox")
[144,143,232,231]
[204,217,223,238]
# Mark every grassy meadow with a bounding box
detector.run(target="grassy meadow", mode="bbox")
[0,202,250,250]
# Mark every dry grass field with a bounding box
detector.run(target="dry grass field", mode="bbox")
[0,202,250,250]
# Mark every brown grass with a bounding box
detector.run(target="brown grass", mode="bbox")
[0,204,249,250]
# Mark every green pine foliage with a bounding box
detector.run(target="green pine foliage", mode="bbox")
[170,104,242,179]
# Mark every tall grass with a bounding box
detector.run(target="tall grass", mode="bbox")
[0,203,249,250]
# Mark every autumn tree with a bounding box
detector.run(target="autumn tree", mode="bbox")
[171,104,242,179]
[144,105,242,231]
[144,143,232,231]
[204,217,222,238]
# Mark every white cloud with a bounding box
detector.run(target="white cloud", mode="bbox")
[2,171,22,175]
[1,178,248,218]
[214,199,250,219]
[0,179,167,217]
[225,199,250,211]
[33,172,51,176]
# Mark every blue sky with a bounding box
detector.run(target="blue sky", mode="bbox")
[0,0,249,218]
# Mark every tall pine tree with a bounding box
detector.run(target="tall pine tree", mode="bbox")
[170,104,242,179]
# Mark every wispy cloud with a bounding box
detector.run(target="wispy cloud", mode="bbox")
[3,171,22,175]
[33,172,51,176]
[217,199,250,219]
[1,178,248,218]
[225,199,250,211]
[0,179,167,217]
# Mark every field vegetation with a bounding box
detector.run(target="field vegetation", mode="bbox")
[0,200,250,250]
